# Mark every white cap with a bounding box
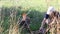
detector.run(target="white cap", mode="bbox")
[47,6,55,14]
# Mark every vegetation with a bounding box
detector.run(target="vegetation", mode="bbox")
[0,0,60,34]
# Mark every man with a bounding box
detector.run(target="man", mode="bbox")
[19,13,32,34]
[40,6,55,28]
[44,6,55,24]
[39,6,56,34]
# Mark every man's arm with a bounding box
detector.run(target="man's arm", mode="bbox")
[40,18,46,29]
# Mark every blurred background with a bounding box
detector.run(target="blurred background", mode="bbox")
[0,0,60,34]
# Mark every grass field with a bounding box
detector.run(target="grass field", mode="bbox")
[0,0,60,34]
[0,0,60,10]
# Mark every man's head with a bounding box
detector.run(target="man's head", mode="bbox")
[47,6,55,15]
[22,13,27,20]
[47,6,56,18]
[47,6,55,12]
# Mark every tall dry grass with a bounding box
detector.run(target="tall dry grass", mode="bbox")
[0,6,22,34]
